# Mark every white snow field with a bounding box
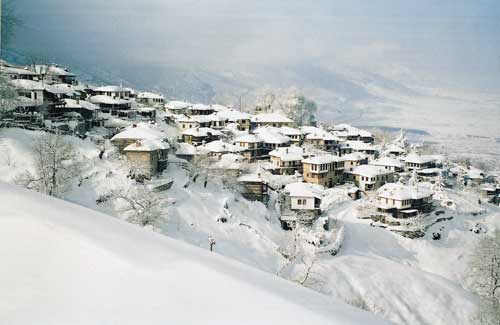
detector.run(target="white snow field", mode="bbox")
[2,128,500,324]
[0,182,387,325]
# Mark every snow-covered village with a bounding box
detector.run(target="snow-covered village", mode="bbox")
[2,2,500,325]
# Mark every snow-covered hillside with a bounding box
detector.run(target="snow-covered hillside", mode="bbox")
[0,182,387,325]
[2,127,500,324]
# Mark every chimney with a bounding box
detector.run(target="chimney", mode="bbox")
[132,124,137,128]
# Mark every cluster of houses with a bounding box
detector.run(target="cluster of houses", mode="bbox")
[160,100,463,228]
[0,60,164,134]
[3,59,498,231]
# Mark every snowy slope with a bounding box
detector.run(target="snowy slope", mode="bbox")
[307,190,500,325]
[0,182,388,325]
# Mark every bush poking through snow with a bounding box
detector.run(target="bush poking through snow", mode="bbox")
[115,185,166,228]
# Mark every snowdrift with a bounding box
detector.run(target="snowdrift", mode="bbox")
[0,182,387,325]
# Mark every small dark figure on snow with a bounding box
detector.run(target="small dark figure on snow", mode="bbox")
[432,232,441,240]
[98,148,105,160]
[208,236,216,252]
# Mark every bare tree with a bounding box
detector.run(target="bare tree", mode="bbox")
[115,185,166,227]
[276,91,317,126]
[468,229,500,324]
[277,221,322,287]
[16,132,80,198]
[0,70,18,120]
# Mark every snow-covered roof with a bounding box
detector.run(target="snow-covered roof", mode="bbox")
[404,153,436,164]
[233,134,262,143]
[62,99,100,111]
[270,146,306,161]
[214,153,245,170]
[136,106,156,113]
[251,113,293,124]
[34,64,74,76]
[10,79,44,90]
[350,165,393,177]
[89,95,131,105]
[305,131,339,141]
[237,173,265,183]
[385,144,406,154]
[216,109,252,121]
[302,154,344,165]
[466,168,485,180]
[285,182,324,199]
[417,168,441,175]
[122,87,137,95]
[280,126,302,136]
[190,103,213,111]
[300,126,338,140]
[182,127,222,137]
[45,83,79,95]
[94,85,129,93]
[1,66,39,76]
[176,142,197,155]
[346,141,378,152]
[377,183,434,201]
[199,140,244,153]
[370,157,404,168]
[257,130,291,144]
[343,152,368,161]
[14,96,39,107]
[124,139,170,152]
[210,104,230,112]
[111,124,165,141]
[177,114,222,124]
[355,129,373,138]
[166,100,192,110]
[332,123,353,131]
[137,92,165,100]
[481,185,498,192]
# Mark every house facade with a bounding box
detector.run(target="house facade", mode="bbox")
[269,146,307,175]
[404,154,436,170]
[280,182,324,229]
[376,183,434,217]
[302,155,345,188]
[343,152,369,171]
[93,86,131,100]
[137,92,165,108]
[251,113,295,128]
[124,139,170,179]
[233,134,264,161]
[370,157,404,173]
[346,165,394,192]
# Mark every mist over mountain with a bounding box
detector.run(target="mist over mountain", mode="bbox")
[6,0,500,137]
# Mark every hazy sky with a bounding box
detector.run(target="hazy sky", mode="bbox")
[7,0,500,90]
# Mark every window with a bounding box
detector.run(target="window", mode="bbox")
[298,199,302,205]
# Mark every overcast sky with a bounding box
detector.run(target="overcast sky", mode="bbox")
[7,0,500,90]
